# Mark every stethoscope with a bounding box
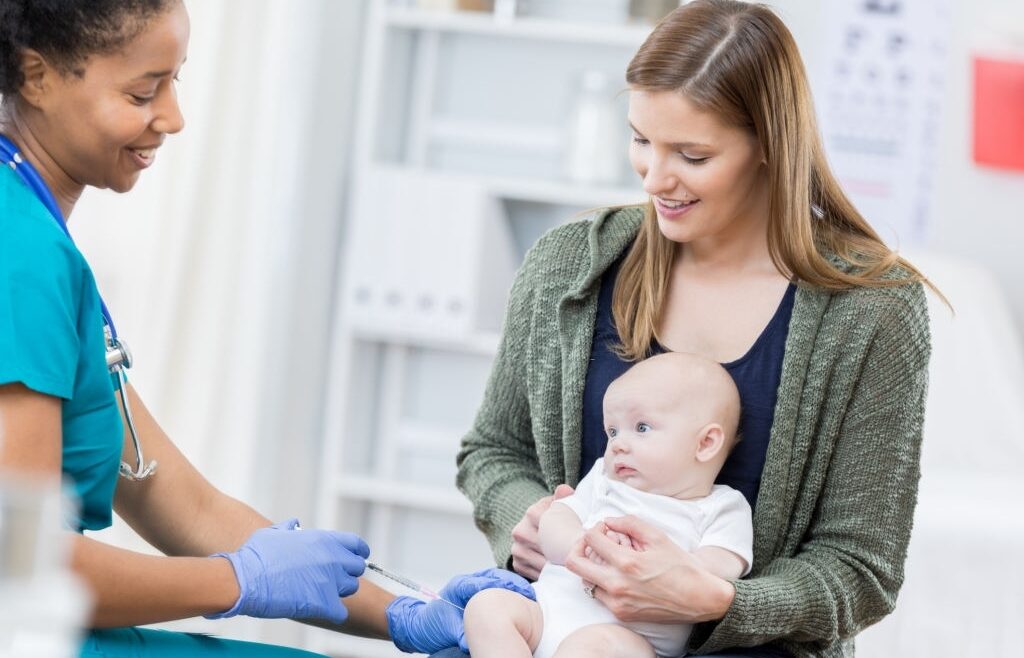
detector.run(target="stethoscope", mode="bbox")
[1,134,156,481]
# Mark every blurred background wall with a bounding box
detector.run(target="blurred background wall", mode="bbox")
[67,0,1023,655]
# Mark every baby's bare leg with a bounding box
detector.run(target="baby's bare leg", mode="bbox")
[552,623,656,658]
[465,588,544,658]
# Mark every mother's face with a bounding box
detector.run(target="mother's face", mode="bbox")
[25,1,190,193]
[627,89,769,246]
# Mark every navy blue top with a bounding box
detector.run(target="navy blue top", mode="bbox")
[580,257,796,509]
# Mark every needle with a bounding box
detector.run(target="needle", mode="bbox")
[365,561,464,611]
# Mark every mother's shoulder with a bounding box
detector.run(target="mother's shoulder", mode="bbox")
[523,205,644,272]
[812,271,931,353]
[810,247,929,313]
[826,264,929,313]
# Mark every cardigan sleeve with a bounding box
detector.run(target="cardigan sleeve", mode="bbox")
[691,285,931,653]
[456,239,550,567]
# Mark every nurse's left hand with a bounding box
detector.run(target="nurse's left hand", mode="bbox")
[386,567,535,653]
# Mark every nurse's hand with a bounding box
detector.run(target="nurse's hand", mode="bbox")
[510,484,575,579]
[206,518,369,623]
[386,567,535,653]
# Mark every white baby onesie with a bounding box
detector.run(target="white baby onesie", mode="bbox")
[532,458,753,658]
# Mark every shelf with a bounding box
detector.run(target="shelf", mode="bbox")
[334,476,473,515]
[383,6,651,47]
[429,116,561,154]
[396,420,460,450]
[485,173,645,207]
[373,164,646,208]
[351,325,501,356]
[314,5,650,652]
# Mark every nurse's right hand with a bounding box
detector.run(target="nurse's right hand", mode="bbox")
[510,484,574,580]
[206,518,369,623]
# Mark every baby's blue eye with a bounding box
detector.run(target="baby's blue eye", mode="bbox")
[607,427,618,438]
[636,422,651,433]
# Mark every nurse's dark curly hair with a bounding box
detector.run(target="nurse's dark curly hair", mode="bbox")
[0,0,175,97]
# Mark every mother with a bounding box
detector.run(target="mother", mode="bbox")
[456,1,932,656]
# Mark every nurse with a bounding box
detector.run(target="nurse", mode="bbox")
[0,1,531,657]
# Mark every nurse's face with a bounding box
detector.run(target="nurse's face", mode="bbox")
[31,1,189,193]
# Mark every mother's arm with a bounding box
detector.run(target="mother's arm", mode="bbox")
[691,289,931,651]
[456,243,550,570]
[570,287,931,651]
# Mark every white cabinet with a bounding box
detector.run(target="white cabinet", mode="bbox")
[309,3,648,655]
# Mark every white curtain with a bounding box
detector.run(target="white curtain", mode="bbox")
[72,0,367,644]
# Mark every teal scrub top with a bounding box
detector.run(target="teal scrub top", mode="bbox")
[0,164,123,532]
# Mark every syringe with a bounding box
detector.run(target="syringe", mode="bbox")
[365,561,464,610]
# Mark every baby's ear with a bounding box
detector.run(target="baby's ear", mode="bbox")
[694,423,726,463]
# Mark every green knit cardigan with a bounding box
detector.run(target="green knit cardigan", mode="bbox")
[456,206,931,657]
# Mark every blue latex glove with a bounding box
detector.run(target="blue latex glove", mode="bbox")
[206,518,369,623]
[386,567,535,654]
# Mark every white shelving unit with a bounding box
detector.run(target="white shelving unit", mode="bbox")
[309,2,649,656]
[383,5,652,46]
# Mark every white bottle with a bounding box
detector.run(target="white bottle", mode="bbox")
[564,70,626,186]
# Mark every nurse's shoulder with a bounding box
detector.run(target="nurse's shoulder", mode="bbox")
[0,164,86,288]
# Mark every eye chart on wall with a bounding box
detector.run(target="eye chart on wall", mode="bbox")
[814,0,953,246]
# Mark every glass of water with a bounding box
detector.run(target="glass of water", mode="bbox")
[0,474,92,658]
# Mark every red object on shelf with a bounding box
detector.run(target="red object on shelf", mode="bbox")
[973,55,1024,171]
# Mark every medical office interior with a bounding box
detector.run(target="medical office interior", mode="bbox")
[1,0,1023,656]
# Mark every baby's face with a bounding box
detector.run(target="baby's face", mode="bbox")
[601,379,702,497]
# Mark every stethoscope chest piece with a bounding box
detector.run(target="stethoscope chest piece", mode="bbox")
[106,334,133,371]
[105,328,157,481]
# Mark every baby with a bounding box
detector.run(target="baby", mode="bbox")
[464,352,753,658]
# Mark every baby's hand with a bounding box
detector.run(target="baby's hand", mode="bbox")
[582,542,606,565]
[603,528,635,550]
[572,535,605,566]
[580,528,629,565]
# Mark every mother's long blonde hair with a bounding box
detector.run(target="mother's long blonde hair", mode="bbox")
[613,0,939,361]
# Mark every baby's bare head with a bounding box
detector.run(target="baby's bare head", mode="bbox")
[606,352,741,447]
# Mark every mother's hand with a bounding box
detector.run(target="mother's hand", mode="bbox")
[510,484,574,579]
[566,516,735,624]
